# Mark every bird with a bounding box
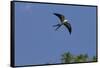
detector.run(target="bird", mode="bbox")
[53,13,72,34]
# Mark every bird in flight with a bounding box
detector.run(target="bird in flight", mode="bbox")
[53,13,72,34]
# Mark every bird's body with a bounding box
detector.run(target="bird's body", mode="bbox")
[53,13,72,34]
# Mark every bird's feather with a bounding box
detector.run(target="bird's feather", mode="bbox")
[53,13,65,23]
[64,22,72,34]
[53,13,72,34]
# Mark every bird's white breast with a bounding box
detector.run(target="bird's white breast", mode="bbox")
[63,19,68,23]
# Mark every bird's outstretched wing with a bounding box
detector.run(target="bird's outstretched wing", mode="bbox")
[64,23,72,34]
[53,13,65,23]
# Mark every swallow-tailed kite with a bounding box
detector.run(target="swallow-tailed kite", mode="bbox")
[53,13,72,34]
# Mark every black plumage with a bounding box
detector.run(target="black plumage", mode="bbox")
[53,13,72,34]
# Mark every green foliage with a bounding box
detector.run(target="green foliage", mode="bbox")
[92,56,97,61]
[74,54,88,62]
[61,52,73,63]
[61,52,96,63]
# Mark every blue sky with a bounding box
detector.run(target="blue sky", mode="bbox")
[14,2,97,66]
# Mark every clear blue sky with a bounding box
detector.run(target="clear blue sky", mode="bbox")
[14,2,97,66]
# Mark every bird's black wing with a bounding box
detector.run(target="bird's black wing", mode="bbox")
[53,13,65,22]
[64,23,72,34]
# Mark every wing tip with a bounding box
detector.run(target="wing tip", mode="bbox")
[53,13,57,15]
[69,32,71,35]
[69,29,72,35]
